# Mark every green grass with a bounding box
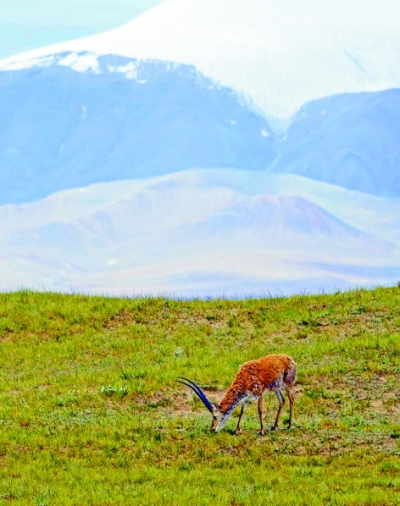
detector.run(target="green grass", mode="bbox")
[0,287,399,505]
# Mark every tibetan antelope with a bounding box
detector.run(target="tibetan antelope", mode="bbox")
[177,354,296,435]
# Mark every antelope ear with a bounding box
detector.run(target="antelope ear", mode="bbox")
[213,402,220,411]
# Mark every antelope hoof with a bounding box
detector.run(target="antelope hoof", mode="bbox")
[234,428,243,436]
[258,430,265,436]
[270,426,278,431]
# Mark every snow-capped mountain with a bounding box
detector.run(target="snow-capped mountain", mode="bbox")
[2,0,400,119]
[0,0,399,296]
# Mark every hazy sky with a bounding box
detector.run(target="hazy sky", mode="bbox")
[0,0,164,60]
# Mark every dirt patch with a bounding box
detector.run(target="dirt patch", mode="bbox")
[169,387,224,417]
[0,331,15,342]
[175,313,227,331]
[103,311,136,329]
[8,389,21,396]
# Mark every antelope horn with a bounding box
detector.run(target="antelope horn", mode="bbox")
[176,377,215,414]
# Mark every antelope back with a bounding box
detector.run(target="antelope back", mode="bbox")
[243,354,296,390]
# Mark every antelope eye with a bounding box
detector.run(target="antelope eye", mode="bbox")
[213,415,218,420]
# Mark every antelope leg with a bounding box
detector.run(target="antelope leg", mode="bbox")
[271,390,285,430]
[257,396,264,435]
[286,388,295,429]
[235,403,246,434]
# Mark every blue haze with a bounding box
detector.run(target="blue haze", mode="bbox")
[271,90,400,197]
[0,55,276,205]
[1,57,400,204]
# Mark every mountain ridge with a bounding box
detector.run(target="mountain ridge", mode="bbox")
[2,0,400,118]
[0,56,275,205]
[1,58,400,203]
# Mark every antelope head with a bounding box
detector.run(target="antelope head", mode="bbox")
[176,377,228,432]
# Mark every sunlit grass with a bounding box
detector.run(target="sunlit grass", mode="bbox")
[0,287,399,504]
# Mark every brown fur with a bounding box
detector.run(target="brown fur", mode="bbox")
[213,354,296,434]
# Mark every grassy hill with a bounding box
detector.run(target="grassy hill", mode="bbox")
[0,287,399,505]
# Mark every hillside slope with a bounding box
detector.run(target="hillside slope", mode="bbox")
[0,287,398,504]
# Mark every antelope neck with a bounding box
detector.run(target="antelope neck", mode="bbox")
[219,392,248,416]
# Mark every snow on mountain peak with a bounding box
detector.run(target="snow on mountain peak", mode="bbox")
[1,0,400,118]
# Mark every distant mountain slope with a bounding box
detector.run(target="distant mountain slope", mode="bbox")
[271,89,400,197]
[1,169,399,296]
[3,54,400,203]
[0,55,275,204]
